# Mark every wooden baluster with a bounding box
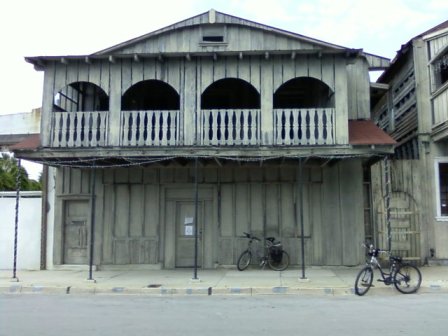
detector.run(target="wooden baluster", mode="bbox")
[99,112,106,145]
[68,112,75,147]
[291,110,298,145]
[330,108,335,144]
[162,112,169,146]
[314,109,321,145]
[120,111,127,146]
[248,110,255,145]
[130,111,137,147]
[152,111,159,146]
[242,110,249,146]
[223,110,229,145]
[169,111,177,145]
[63,113,70,147]
[230,110,236,144]
[142,112,148,145]
[135,111,141,146]
[321,109,328,144]
[53,113,61,147]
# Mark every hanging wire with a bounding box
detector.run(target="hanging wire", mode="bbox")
[32,153,386,169]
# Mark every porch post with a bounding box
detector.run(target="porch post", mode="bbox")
[384,156,392,252]
[298,158,307,280]
[193,157,200,280]
[88,167,97,281]
[12,159,21,282]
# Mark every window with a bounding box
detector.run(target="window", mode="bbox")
[432,52,448,91]
[201,25,226,44]
[435,158,448,220]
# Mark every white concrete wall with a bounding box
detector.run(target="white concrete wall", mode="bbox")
[0,109,41,134]
[0,192,42,270]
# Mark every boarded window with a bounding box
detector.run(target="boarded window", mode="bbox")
[201,25,225,44]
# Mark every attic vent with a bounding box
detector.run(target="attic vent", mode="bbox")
[203,35,224,43]
[201,25,226,44]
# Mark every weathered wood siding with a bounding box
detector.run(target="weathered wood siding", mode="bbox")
[371,160,424,261]
[41,53,358,147]
[114,25,321,55]
[52,160,366,268]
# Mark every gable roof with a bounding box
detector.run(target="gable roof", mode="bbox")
[378,19,448,83]
[93,9,347,55]
[26,9,389,70]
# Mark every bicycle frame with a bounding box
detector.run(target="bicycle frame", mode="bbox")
[244,235,269,266]
[364,245,400,285]
[355,243,422,295]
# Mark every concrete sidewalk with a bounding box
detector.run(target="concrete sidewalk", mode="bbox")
[1,266,448,296]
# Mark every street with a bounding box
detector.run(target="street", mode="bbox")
[0,294,446,336]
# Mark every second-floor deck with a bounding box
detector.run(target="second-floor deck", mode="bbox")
[50,108,336,148]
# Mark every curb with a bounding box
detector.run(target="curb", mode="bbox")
[1,285,448,296]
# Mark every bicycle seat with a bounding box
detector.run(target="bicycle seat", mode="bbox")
[266,237,276,243]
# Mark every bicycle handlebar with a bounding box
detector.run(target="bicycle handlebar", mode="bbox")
[242,232,261,241]
[361,243,390,257]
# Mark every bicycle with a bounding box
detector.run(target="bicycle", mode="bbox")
[354,243,422,296]
[237,232,290,271]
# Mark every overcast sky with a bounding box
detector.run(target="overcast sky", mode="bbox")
[1,0,447,115]
[1,0,447,178]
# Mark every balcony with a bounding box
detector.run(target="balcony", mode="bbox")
[51,111,109,147]
[47,78,338,149]
[49,108,336,148]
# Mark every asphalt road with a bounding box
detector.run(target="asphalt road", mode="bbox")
[0,294,445,336]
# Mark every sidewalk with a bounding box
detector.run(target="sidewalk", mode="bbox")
[1,266,448,296]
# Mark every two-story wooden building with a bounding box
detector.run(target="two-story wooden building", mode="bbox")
[14,10,395,269]
[371,20,448,264]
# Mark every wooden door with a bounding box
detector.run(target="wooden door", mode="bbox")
[175,201,204,267]
[63,200,89,264]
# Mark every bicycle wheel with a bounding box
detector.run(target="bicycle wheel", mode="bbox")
[267,251,289,271]
[393,264,422,294]
[354,266,374,296]
[237,250,252,271]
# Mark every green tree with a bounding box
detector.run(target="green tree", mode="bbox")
[0,153,42,191]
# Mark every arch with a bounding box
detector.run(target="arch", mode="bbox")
[273,77,334,109]
[201,78,260,109]
[53,81,109,112]
[122,80,180,110]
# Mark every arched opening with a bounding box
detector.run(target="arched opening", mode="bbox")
[122,80,180,110]
[53,82,109,112]
[201,78,260,109]
[274,77,334,108]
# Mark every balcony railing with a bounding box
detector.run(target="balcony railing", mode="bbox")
[48,108,336,148]
[201,109,260,146]
[51,111,108,147]
[274,108,335,145]
[121,110,179,146]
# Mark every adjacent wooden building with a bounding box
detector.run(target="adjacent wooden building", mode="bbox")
[371,20,448,264]
[15,10,395,269]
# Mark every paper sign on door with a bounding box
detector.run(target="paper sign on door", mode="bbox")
[184,217,194,236]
